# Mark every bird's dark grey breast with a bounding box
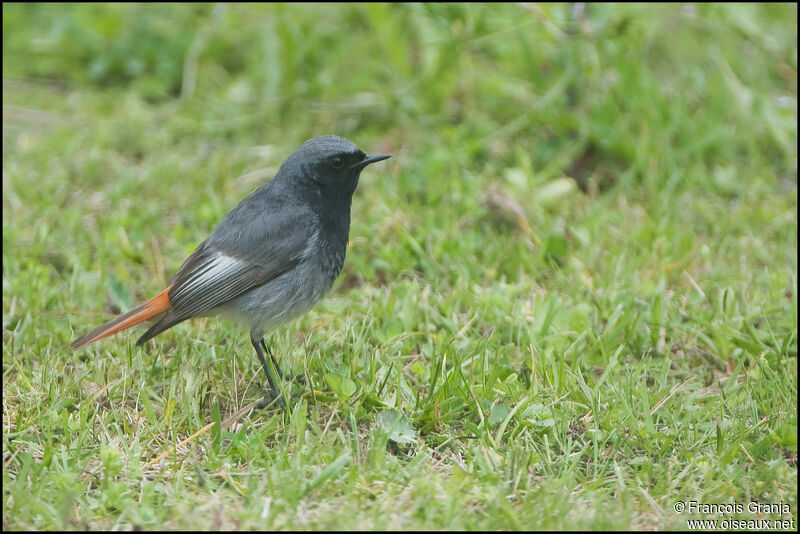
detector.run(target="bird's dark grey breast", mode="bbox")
[310,210,350,289]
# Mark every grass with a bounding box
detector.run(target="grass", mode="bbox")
[3,3,797,530]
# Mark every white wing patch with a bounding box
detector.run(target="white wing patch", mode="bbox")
[169,253,259,315]
[177,254,244,295]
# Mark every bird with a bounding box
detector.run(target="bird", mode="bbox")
[71,135,391,407]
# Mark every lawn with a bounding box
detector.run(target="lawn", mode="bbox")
[2,3,797,530]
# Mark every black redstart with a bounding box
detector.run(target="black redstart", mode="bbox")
[71,135,391,406]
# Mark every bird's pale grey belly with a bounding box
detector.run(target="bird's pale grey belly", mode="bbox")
[213,242,344,337]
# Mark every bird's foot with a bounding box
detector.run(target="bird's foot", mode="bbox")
[256,389,287,410]
[256,375,306,411]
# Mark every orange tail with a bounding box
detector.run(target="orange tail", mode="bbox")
[71,286,172,350]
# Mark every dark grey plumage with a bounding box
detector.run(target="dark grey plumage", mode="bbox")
[71,135,390,409]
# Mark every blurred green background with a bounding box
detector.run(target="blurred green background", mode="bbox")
[3,3,797,530]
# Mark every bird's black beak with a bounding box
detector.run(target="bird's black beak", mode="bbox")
[351,154,391,169]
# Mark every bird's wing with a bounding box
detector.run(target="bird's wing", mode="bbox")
[166,189,315,321]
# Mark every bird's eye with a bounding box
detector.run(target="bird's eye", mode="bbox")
[330,156,344,169]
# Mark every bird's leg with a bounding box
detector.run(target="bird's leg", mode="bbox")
[262,338,305,386]
[260,339,283,379]
[251,334,286,409]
